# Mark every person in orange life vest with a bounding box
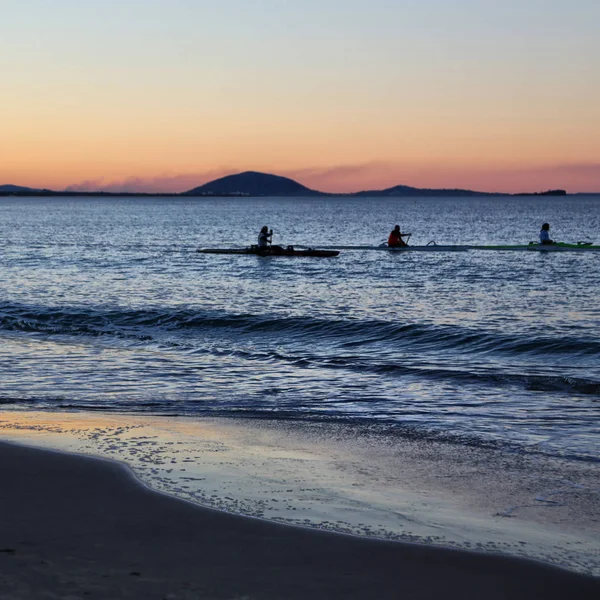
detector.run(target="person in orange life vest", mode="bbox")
[388,225,410,247]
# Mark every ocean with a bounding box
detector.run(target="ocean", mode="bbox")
[2,195,599,459]
[1,194,599,572]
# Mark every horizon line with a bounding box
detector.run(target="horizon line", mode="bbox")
[0,168,585,196]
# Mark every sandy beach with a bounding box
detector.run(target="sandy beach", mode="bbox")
[2,411,599,575]
[1,440,598,600]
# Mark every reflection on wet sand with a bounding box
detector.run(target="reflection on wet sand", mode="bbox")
[1,410,598,575]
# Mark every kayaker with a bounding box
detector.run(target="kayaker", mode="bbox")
[539,223,555,245]
[388,225,410,247]
[257,226,273,248]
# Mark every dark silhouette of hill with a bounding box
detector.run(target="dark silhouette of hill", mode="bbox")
[0,184,39,193]
[354,184,495,197]
[184,172,500,197]
[513,189,567,196]
[184,171,320,196]
[1,173,572,197]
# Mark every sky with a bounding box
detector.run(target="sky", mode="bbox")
[1,0,599,193]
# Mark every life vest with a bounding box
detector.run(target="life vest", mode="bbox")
[388,231,406,247]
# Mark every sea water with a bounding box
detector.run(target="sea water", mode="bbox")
[1,195,598,459]
[1,195,599,571]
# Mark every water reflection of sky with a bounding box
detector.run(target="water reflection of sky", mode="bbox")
[1,411,599,575]
[0,196,599,461]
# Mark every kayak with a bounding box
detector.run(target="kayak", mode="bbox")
[308,242,599,252]
[468,242,600,252]
[379,245,468,252]
[198,242,597,255]
[296,244,468,252]
[197,245,340,257]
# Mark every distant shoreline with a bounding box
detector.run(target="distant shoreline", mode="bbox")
[0,190,585,198]
[0,170,579,197]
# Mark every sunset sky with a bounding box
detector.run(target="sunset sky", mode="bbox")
[2,0,599,193]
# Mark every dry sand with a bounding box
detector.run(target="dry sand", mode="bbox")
[0,441,598,599]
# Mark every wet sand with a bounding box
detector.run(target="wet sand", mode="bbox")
[2,411,599,575]
[1,441,598,599]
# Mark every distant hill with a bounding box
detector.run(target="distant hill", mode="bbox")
[184,171,320,196]
[0,184,39,193]
[513,189,567,196]
[1,175,574,198]
[354,184,495,197]
[184,172,503,197]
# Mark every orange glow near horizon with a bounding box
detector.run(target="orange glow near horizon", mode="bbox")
[1,1,599,194]
[3,87,598,193]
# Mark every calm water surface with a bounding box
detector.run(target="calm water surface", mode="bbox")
[1,196,599,461]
